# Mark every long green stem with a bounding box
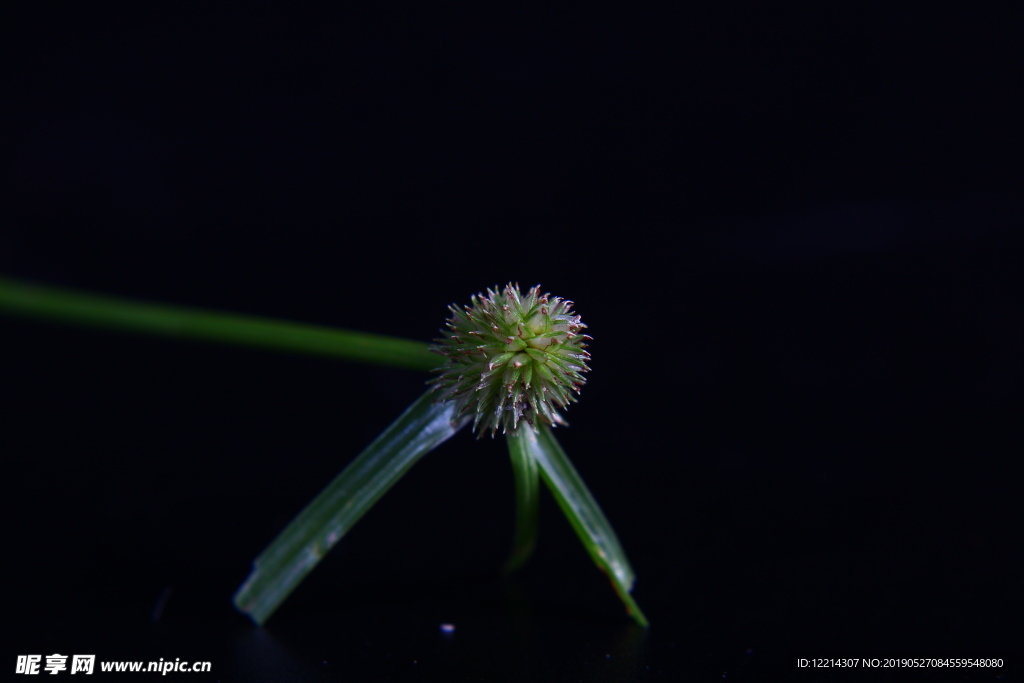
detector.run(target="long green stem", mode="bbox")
[508,423,648,627]
[234,389,470,624]
[0,276,436,372]
[503,430,541,574]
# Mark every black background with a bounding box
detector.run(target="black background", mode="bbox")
[3,5,1021,682]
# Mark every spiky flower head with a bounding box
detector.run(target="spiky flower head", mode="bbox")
[430,284,591,436]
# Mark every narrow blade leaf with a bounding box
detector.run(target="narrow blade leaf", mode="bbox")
[233,389,469,624]
[513,422,649,627]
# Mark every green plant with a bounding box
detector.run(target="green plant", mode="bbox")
[0,277,647,627]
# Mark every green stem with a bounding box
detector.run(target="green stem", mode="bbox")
[509,423,649,628]
[234,389,470,624]
[503,430,541,574]
[0,276,436,372]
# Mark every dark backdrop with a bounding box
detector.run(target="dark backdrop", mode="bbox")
[4,5,1021,682]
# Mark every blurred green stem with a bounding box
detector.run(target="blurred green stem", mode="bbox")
[0,276,436,371]
[503,429,541,574]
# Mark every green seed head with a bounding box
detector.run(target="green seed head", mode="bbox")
[430,283,591,436]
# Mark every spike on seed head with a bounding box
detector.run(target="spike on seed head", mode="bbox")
[429,283,590,436]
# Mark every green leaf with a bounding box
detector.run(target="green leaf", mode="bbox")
[0,276,436,371]
[503,430,541,574]
[509,423,649,627]
[233,389,470,624]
